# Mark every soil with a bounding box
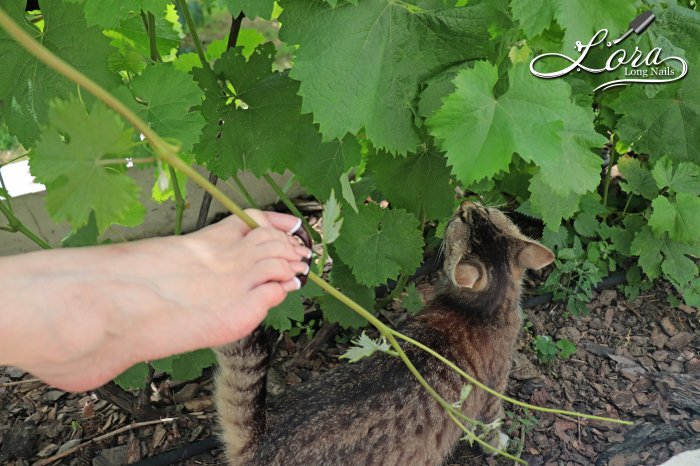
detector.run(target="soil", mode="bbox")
[1,278,698,466]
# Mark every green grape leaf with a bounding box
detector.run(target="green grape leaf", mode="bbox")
[402,283,424,315]
[61,212,99,248]
[340,332,397,363]
[264,281,323,331]
[612,76,700,164]
[553,0,634,52]
[334,204,424,286]
[510,0,556,38]
[652,156,700,195]
[649,193,700,244]
[0,1,119,145]
[617,155,658,200]
[322,190,343,245]
[219,0,276,19]
[289,135,362,201]
[679,278,700,308]
[114,63,205,153]
[151,349,216,381]
[194,45,359,195]
[573,211,598,238]
[29,98,144,233]
[265,291,304,332]
[661,240,698,288]
[279,0,509,153]
[114,362,149,390]
[76,0,169,28]
[318,260,374,328]
[416,63,464,123]
[609,216,645,257]
[340,170,358,213]
[630,226,663,279]
[104,4,182,60]
[528,172,581,229]
[366,149,455,222]
[428,62,605,197]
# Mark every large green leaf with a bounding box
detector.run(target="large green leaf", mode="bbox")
[0,0,118,145]
[649,193,700,244]
[29,98,144,233]
[612,76,700,165]
[219,0,276,19]
[279,0,509,153]
[115,63,205,153]
[334,204,424,286]
[553,0,634,53]
[366,149,455,222]
[194,45,359,191]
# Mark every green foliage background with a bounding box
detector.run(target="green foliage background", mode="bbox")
[1,0,698,387]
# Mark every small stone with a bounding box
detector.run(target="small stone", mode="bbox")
[687,358,700,374]
[669,361,684,373]
[599,289,617,306]
[678,304,697,315]
[610,391,638,412]
[0,421,37,461]
[152,424,167,449]
[604,307,615,326]
[36,443,59,458]
[651,326,669,349]
[690,419,700,433]
[666,331,694,350]
[189,424,205,441]
[92,445,129,466]
[609,453,640,466]
[652,350,670,362]
[184,399,213,412]
[589,317,605,330]
[660,317,678,336]
[173,383,199,403]
[41,390,66,404]
[57,438,82,455]
[285,372,302,385]
[556,326,581,342]
[3,367,27,379]
[510,352,542,380]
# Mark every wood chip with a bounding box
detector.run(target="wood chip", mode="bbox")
[660,317,677,336]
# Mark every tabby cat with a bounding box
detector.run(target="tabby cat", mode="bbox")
[214,201,554,466]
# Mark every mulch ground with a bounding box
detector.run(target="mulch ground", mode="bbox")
[1,279,698,466]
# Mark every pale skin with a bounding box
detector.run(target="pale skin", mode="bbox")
[0,210,311,392]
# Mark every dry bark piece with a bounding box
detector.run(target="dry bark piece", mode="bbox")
[666,332,694,350]
[660,317,678,336]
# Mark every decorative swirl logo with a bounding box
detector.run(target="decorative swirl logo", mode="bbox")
[529,11,688,92]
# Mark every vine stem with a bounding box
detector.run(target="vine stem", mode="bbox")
[263,172,321,243]
[0,196,52,249]
[0,9,631,460]
[175,0,209,70]
[230,172,259,209]
[308,273,632,426]
[602,136,618,209]
[143,6,185,236]
[168,166,185,235]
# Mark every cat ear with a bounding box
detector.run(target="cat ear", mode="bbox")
[453,263,481,288]
[517,241,554,270]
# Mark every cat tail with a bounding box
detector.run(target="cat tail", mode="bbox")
[214,327,269,466]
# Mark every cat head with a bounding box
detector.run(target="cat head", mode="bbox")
[442,201,554,293]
